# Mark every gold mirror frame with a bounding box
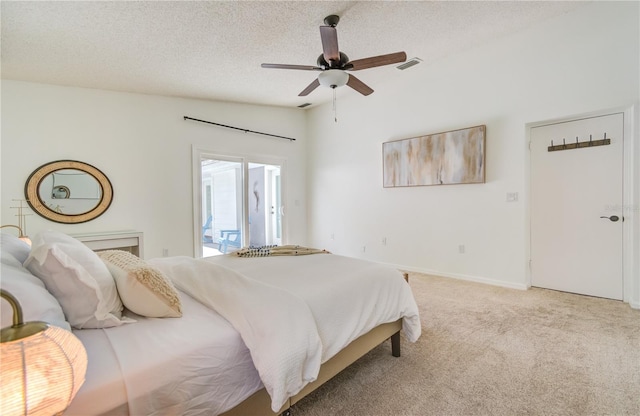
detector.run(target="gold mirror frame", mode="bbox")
[25,160,113,224]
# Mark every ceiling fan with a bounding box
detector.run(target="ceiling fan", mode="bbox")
[261,15,407,97]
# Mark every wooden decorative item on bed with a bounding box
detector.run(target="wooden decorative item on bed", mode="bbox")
[1,233,420,416]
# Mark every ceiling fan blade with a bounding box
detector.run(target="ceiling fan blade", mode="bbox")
[347,52,407,71]
[261,63,322,71]
[320,26,340,66]
[346,74,374,96]
[298,78,321,96]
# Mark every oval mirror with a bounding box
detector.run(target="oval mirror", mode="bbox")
[25,160,113,224]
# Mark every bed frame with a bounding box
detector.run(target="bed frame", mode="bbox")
[220,319,403,416]
[221,272,408,416]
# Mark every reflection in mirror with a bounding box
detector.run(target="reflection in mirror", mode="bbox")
[52,185,71,199]
[25,160,113,224]
[52,170,101,199]
[36,170,102,215]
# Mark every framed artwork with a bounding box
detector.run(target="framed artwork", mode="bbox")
[383,125,486,187]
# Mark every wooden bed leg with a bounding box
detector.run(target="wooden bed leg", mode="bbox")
[391,331,401,357]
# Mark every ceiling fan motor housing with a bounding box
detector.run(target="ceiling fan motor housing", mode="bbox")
[317,52,349,69]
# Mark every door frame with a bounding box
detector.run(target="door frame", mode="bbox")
[192,146,288,258]
[525,105,638,308]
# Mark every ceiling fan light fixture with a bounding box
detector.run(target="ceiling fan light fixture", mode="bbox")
[318,70,349,88]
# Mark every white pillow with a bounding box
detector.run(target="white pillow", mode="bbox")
[24,230,133,329]
[1,251,71,331]
[98,250,182,318]
[1,233,31,264]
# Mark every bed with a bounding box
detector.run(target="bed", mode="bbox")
[0,231,421,415]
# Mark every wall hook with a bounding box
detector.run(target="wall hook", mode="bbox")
[547,133,612,152]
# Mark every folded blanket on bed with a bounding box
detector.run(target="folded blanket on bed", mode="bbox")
[232,245,330,257]
[148,256,322,413]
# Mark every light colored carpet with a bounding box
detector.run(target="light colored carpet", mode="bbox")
[292,273,640,415]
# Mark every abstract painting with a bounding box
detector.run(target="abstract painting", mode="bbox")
[383,125,486,187]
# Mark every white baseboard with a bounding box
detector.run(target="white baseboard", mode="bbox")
[389,263,640,310]
[389,264,529,291]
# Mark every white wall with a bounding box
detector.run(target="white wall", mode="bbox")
[306,2,640,302]
[1,2,638,306]
[1,82,308,258]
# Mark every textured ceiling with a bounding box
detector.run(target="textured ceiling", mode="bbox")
[1,1,586,108]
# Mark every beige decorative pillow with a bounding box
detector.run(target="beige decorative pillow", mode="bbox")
[98,250,182,318]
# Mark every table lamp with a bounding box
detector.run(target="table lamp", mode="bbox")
[0,289,87,415]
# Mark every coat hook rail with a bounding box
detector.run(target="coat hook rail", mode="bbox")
[183,116,296,141]
[548,133,610,152]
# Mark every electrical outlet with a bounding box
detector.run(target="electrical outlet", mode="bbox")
[506,192,519,202]
[162,248,169,257]
[362,245,366,253]
[382,237,387,245]
[331,233,335,240]
[458,245,465,254]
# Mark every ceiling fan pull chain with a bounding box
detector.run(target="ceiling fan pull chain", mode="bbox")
[333,87,338,123]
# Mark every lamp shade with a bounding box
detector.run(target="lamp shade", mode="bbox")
[318,69,349,88]
[1,317,87,415]
[0,225,31,246]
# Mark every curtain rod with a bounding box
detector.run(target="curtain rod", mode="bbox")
[183,116,296,142]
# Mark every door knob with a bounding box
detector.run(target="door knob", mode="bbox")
[600,215,620,222]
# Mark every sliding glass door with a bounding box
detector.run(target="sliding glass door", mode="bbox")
[248,162,282,248]
[194,149,284,257]
[200,158,243,257]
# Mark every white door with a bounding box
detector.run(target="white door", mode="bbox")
[530,112,624,300]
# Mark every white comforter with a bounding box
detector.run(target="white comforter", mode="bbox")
[149,254,421,413]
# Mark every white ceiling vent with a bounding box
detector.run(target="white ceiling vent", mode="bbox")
[396,57,422,70]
